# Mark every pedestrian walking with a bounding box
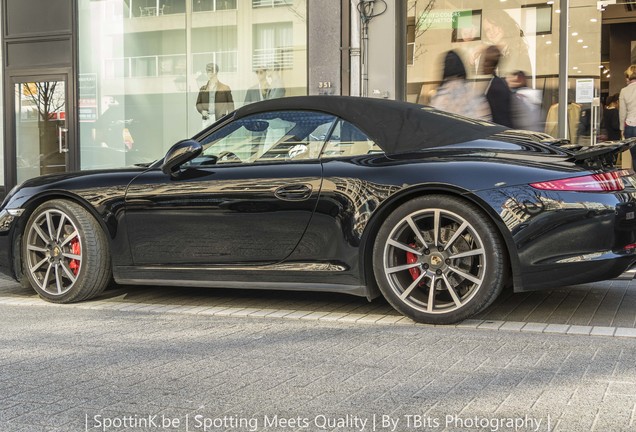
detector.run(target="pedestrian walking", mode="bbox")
[482,45,513,128]
[430,50,491,121]
[620,65,636,139]
[619,65,636,168]
[603,93,621,141]
[507,70,542,131]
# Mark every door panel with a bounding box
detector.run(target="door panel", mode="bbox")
[124,110,336,266]
[12,76,72,184]
[124,163,322,265]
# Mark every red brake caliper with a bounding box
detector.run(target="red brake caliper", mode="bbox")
[69,238,80,275]
[405,242,422,282]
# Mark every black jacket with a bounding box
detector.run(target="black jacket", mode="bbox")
[603,108,621,141]
[195,81,235,120]
[486,76,513,128]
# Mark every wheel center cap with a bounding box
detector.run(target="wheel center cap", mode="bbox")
[51,246,61,258]
[430,255,443,267]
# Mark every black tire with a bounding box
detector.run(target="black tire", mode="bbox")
[372,195,506,324]
[21,199,111,303]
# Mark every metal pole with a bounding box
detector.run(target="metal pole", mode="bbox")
[558,0,569,140]
[361,19,368,97]
[395,0,406,101]
[341,0,351,96]
[592,93,599,145]
[350,0,361,97]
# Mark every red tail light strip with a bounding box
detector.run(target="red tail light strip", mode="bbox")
[530,170,630,192]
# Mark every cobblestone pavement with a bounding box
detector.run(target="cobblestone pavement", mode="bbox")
[1,304,636,432]
[1,274,636,336]
[2,274,636,432]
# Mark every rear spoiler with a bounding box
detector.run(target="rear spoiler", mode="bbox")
[543,137,636,169]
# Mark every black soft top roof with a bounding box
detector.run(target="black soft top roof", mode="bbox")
[234,96,508,155]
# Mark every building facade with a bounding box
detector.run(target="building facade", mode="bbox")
[1,0,635,194]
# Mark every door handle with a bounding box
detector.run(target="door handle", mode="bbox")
[274,184,313,201]
[58,127,69,153]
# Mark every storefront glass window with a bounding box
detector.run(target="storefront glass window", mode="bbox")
[406,1,564,136]
[566,1,602,145]
[78,0,306,170]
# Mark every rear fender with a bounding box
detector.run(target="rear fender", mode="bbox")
[359,183,523,291]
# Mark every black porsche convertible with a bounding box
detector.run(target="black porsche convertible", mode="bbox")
[1,96,635,324]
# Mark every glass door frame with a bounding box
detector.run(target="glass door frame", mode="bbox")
[559,0,603,142]
[4,70,78,191]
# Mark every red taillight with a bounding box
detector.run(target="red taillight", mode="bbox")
[530,170,630,192]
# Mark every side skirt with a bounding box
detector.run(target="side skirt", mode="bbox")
[114,266,369,297]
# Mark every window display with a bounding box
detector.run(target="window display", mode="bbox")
[78,0,307,170]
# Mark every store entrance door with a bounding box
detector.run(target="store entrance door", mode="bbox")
[9,74,76,188]
[567,2,636,146]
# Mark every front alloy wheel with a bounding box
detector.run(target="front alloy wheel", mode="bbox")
[22,199,111,303]
[25,208,82,296]
[373,195,506,324]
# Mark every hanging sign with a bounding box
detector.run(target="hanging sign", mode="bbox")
[575,79,594,104]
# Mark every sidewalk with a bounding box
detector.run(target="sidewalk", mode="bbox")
[2,305,636,432]
[1,273,635,336]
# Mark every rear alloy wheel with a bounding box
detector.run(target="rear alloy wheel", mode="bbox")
[22,200,111,303]
[373,195,506,324]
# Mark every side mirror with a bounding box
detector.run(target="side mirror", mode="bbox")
[161,139,203,176]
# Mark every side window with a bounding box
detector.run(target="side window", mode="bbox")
[321,120,382,158]
[199,111,336,165]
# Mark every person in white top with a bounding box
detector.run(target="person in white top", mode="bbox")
[619,65,636,141]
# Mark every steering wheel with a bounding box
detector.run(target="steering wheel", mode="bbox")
[217,151,241,163]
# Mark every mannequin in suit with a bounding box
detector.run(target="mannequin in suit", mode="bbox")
[244,68,271,105]
[544,102,581,143]
[196,62,234,128]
